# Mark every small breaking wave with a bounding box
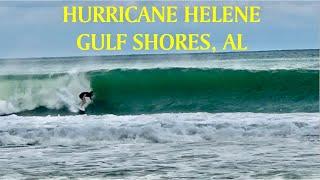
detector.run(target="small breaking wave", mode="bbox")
[0,113,319,146]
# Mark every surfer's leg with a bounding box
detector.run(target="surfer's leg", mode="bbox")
[80,97,86,107]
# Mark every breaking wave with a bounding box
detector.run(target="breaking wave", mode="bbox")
[0,68,318,115]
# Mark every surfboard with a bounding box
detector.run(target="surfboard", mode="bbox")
[77,105,86,114]
[0,113,15,116]
[79,109,86,114]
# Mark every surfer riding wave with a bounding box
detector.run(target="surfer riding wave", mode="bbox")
[79,91,94,108]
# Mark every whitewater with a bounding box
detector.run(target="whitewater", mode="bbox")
[1,113,320,179]
[0,49,319,179]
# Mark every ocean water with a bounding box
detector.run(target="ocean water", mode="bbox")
[0,49,319,179]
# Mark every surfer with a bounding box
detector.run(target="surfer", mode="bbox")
[79,91,94,108]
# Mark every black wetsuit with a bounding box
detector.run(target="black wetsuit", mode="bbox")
[79,92,93,100]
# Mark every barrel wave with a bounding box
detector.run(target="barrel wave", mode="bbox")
[1,68,317,116]
[89,68,319,114]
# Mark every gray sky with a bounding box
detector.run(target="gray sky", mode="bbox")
[0,1,319,58]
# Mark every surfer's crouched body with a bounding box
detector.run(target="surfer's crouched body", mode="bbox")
[79,91,94,107]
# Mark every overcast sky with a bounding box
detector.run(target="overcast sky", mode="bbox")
[0,1,319,58]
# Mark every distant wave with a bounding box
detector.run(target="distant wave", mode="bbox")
[0,49,318,76]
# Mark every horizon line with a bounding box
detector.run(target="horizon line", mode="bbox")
[0,48,318,61]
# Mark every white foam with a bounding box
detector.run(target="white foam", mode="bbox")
[0,113,319,146]
[0,73,91,115]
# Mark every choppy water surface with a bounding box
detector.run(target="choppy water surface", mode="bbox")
[0,113,319,179]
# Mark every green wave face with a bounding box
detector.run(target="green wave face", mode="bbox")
[86,68,319,115]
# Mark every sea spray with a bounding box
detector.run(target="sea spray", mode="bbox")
[0,73,90,115]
